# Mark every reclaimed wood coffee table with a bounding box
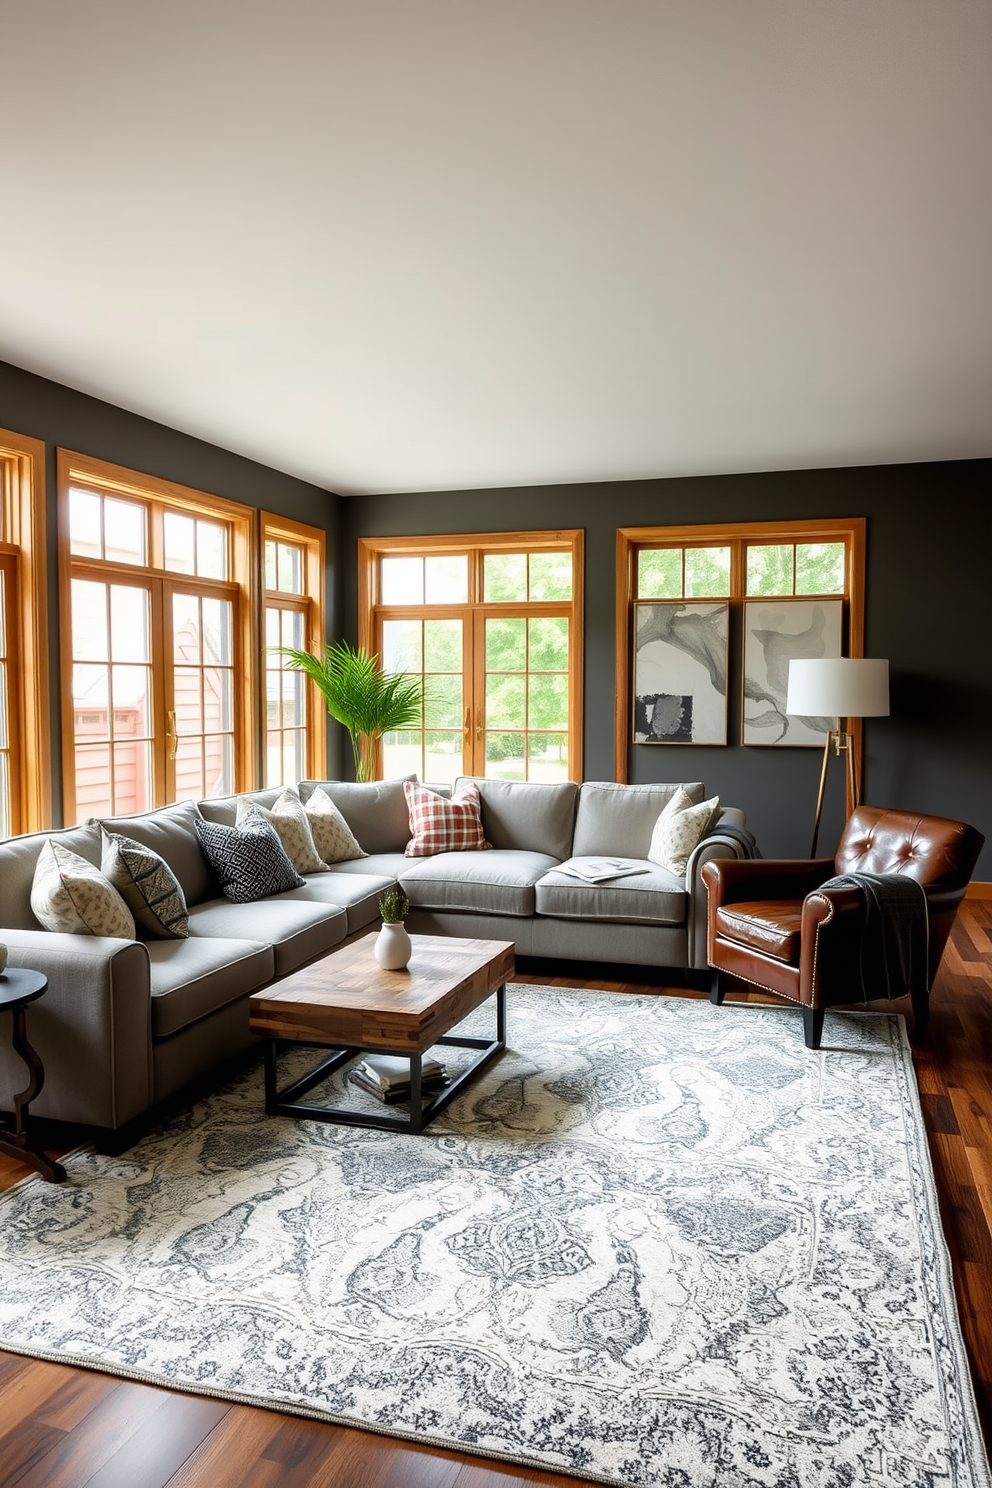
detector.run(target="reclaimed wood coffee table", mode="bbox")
[248,932,514,1134]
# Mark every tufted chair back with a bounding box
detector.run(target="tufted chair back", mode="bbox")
[835,806,985,977]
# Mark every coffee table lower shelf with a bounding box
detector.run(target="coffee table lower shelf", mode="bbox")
[262,981,507,1135]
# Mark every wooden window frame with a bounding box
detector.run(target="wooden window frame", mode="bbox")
[615,518,866,793]
[58,449,257,823]
[0,429,51,832]
[260,511,327,783]
[358,529,584,782]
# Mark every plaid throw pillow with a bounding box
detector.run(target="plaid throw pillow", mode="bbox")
[404,781,491,857]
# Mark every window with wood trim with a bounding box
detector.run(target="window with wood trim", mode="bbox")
[358,531,584,784]
[616,519,865,782]
[59,451,256,823]
[0,429,51,834]
[262,512,326,786]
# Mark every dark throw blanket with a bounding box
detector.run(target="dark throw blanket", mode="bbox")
[702,824,762,859]
[817,870,930,1004]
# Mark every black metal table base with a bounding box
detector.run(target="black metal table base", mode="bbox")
[263,982,507,1134]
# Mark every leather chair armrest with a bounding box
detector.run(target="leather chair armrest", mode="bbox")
[702,857,835,909]
[799,885,867,1007]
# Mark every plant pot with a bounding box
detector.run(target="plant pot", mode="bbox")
[375,921,411,971]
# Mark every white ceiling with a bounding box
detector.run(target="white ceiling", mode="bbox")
[1,1,990,496]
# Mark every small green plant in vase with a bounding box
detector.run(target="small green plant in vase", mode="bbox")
[376,889,412,969]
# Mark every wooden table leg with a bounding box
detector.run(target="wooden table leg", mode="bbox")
[0,1007,67,1184]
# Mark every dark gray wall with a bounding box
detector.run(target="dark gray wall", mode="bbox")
[0,358,345,819]
[344,459,992,877]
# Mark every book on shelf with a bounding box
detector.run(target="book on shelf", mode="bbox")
[358,1053,446,1091]
[350,1071,448,1104]
[555,857,651,884]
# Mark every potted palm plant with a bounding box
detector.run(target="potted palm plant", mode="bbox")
[276,640,423,782]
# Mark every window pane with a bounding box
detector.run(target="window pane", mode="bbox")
[113,739,152,815]
[485,732,525,779]
[196,521,227,580]
[72,665,109,737]
[69,489,103,558]
[164,512,196,574]
[110,585,150,663]
[201,597,232,665]
[417,619,457,673]
[638,548,682,599]
[486,674,526,729]
[264,540,278,590]
[424,554,468,604]
[173,736,205,801]
[72,580,108,660]
[281,729,306,786]
[205,666,234,735]
[111,664,151,736]
[280,609,304,649]
[528,616,568,671]
[685,546,731,597]
[486,617,526,671]
[207,734,234,799]
[528,551,572,601]
[382,729,423,781]
[0,753,8,838]
[528,673,568,731]
[747,544,795,595]
[424,674,462,729]
[265,607,281,649]
[484,553,527,602]
[382,619,422,673]
[381,556,424,605]
[424,731,462,785]
[0,664,6,751]
[104,498,146,566]
[73,742,114,818]
[795,542,846,595]
[527,733,568,782]
[173,594,201,662]
[174,668,203,733]
[276,542,302,594]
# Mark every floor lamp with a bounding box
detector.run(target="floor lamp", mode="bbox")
[786,658,890,856]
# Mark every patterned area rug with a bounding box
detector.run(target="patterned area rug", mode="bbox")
[0,987,989,1488]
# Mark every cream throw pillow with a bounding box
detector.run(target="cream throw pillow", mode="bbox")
[236,789,329,875]
[31,839,136,938]
[304,787,368,864]
[647,788,721,877]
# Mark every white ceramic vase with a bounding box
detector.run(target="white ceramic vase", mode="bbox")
[375,921,411,970]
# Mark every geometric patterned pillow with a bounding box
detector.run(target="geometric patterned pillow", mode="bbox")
[303,786,368,864]
[100,827,189,939]
[194,807,306,903]
[236,789,328,875]
[403,780,491,857]
[30,838,136,938]
[647,788,721,877]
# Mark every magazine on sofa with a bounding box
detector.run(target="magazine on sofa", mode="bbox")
[555,858,651,884]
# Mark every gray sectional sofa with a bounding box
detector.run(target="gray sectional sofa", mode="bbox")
[0,776,747,1139]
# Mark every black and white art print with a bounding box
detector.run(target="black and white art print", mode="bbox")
[742,598,843,745]
[633,601,728,745]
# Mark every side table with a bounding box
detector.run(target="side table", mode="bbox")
[0,968,67,1183]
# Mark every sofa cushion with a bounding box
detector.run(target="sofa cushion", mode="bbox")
[279,871,396,934]
[236,789,328,874]
[714,902,803,964]
[404,780,490,857]
[101,828,190,939]
[31,840,136,938]
[572,781,706,859]
[187,896,348,976]
[195,809,307,902]
[648,789,722,876]
[304,787,368,863]
[535,859,687,925]
[0,821,104,929]
[453,777,579,860]
[298,778,416,854]
[99,801,215,908]
[146,936,275,1038]
[399,850,560,916]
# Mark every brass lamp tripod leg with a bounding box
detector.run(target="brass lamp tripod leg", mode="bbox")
[810,723,858,857]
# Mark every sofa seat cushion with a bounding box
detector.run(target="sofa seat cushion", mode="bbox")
[714,901,803,964]
[146,937,275,1038]
[187,897,348,976]
[323,853,409,881]
[535,859,687,925]
[276,872,397,934]
[399,851,560,916]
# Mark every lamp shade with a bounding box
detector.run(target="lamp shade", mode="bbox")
[786,658,889,719]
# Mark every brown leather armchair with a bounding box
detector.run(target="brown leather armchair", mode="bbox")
[701,806,985,1049]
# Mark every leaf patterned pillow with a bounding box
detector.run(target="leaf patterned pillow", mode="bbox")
[31,838,136,938]
[647,789,721,877]
[236,789,329,875]
[304,787,368,864]
[101,828,189,939]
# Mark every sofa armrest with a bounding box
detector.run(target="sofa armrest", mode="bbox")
[685,813,750,970]
[1,931,153,1130]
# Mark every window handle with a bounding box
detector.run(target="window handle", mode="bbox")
[167,709,178,760]
[464,706,471,742]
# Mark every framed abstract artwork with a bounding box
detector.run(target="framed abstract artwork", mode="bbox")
[633,601,729,745]
[742,598,844,746]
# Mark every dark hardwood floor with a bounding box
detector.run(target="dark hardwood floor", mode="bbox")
[2,899,991,1488]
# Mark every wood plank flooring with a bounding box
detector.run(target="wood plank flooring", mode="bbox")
[1,901,991,1488]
